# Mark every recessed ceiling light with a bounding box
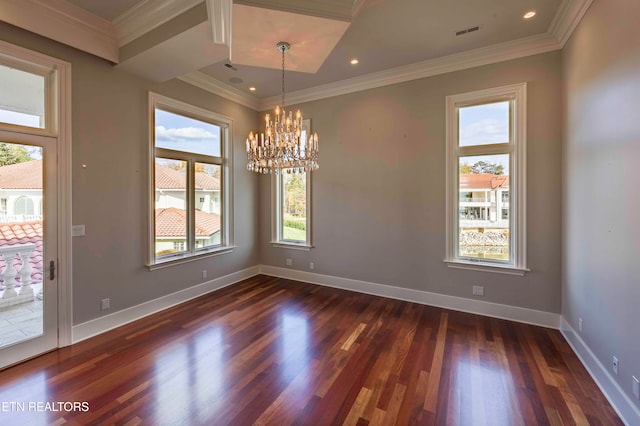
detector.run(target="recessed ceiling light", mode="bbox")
[249,87,256,91]
[523,10,536,19]
[350,58,359,65]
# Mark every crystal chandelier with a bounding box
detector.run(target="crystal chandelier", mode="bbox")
[246,42,319,174]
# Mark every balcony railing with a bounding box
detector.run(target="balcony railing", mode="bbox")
[460,219,509,229]
[0,243,39,310]
[0,215,43,223]
[459,197,489,203]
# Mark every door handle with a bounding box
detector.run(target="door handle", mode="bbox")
[49,260,55,280]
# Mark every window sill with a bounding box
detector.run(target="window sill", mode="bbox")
[443,259,529,276]
[269,241,313,251]
[147,246,236,271]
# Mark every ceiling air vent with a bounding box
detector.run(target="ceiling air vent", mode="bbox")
[455,25,481,36]
[224,63,238,71]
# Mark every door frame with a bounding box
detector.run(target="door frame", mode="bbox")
[0,40,72,347]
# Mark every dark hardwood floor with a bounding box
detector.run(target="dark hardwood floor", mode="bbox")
[0,275,621,425]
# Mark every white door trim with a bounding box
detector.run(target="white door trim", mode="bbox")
[0,40,73,348]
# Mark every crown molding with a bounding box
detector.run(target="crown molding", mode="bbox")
[178,71,260,110]
[234,0,358,21]
[549,0,594,47]
[114,0,204,46]
[179,0,593,111]
[259,33,561,110]
[0,0,118,62]
[181,33,560,111]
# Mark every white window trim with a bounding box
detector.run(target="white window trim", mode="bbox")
[270,169,313,250]
[444,83,528,275]
[0,40,73,346]
[147,92,234,268]
[270,119,313,250]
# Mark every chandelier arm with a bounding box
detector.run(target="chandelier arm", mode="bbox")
[245,41,319,174]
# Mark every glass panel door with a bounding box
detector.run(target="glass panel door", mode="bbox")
[0,133,57,369]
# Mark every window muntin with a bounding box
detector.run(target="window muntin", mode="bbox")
[0,63,47,129]
[150,94,231,265]
[445,84,527,273]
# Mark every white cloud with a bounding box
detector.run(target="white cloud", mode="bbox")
[155,126,217,143]
[460,119,509,146]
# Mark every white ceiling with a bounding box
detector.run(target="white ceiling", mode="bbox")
[13,0,588,107]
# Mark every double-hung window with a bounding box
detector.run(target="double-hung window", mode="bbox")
[445,83,527,274]
[271,120,313,249]
[149,93,233,266]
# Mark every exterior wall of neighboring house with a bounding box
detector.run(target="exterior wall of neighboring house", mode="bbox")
[0,190,43,221]
[459,186,509,230]
[155,189,219,214]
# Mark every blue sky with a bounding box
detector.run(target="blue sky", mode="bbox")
[459,101,510,174]
[155,109,221,157]
[0,109,41,128]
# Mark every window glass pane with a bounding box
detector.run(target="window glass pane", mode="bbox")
[0,143,44,348]
[155,158,187,256]
[0,64,45,129]
[458,101,509,147]
[281,171,307,242]
[458,154,509,260]
[155,109,221,157]
[194,162,221,249]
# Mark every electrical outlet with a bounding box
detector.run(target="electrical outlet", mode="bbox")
[612,356,619,375]
[472,285,484,296]
[286,258,293,266]
[633,376,639,399]
[309,262,314,270]
[202,270,207,279]
[101,298,110,311]
[578,317,583,333]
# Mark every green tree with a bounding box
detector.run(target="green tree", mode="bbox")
[283,173,306,217]
[0,143,31,166]
[470,161,504,175]
[460,163,472,174]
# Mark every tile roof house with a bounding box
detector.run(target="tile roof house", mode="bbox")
[153,164,221,252]
[0,161,44,286]
[0,160,42,189]
[459,173,509,190]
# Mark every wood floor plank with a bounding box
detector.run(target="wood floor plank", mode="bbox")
[0,275,623,425]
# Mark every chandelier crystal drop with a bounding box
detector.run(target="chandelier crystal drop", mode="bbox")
[246,42,319,174]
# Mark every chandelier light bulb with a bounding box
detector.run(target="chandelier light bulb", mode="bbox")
[245,42,319,174]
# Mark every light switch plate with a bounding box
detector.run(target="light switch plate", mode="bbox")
[72,224,86,237]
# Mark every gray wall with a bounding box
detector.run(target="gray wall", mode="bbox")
[260,52,563,313]
[0,22,259,325]
[563,0,640,410]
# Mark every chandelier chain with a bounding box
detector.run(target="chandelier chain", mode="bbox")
[245,41,319,174]
[281,46,285,108]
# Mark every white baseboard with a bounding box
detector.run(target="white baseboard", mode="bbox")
[560,318,640,426]
[69,263,638,425]
[259,265,560,329]
[72,266,260,343]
